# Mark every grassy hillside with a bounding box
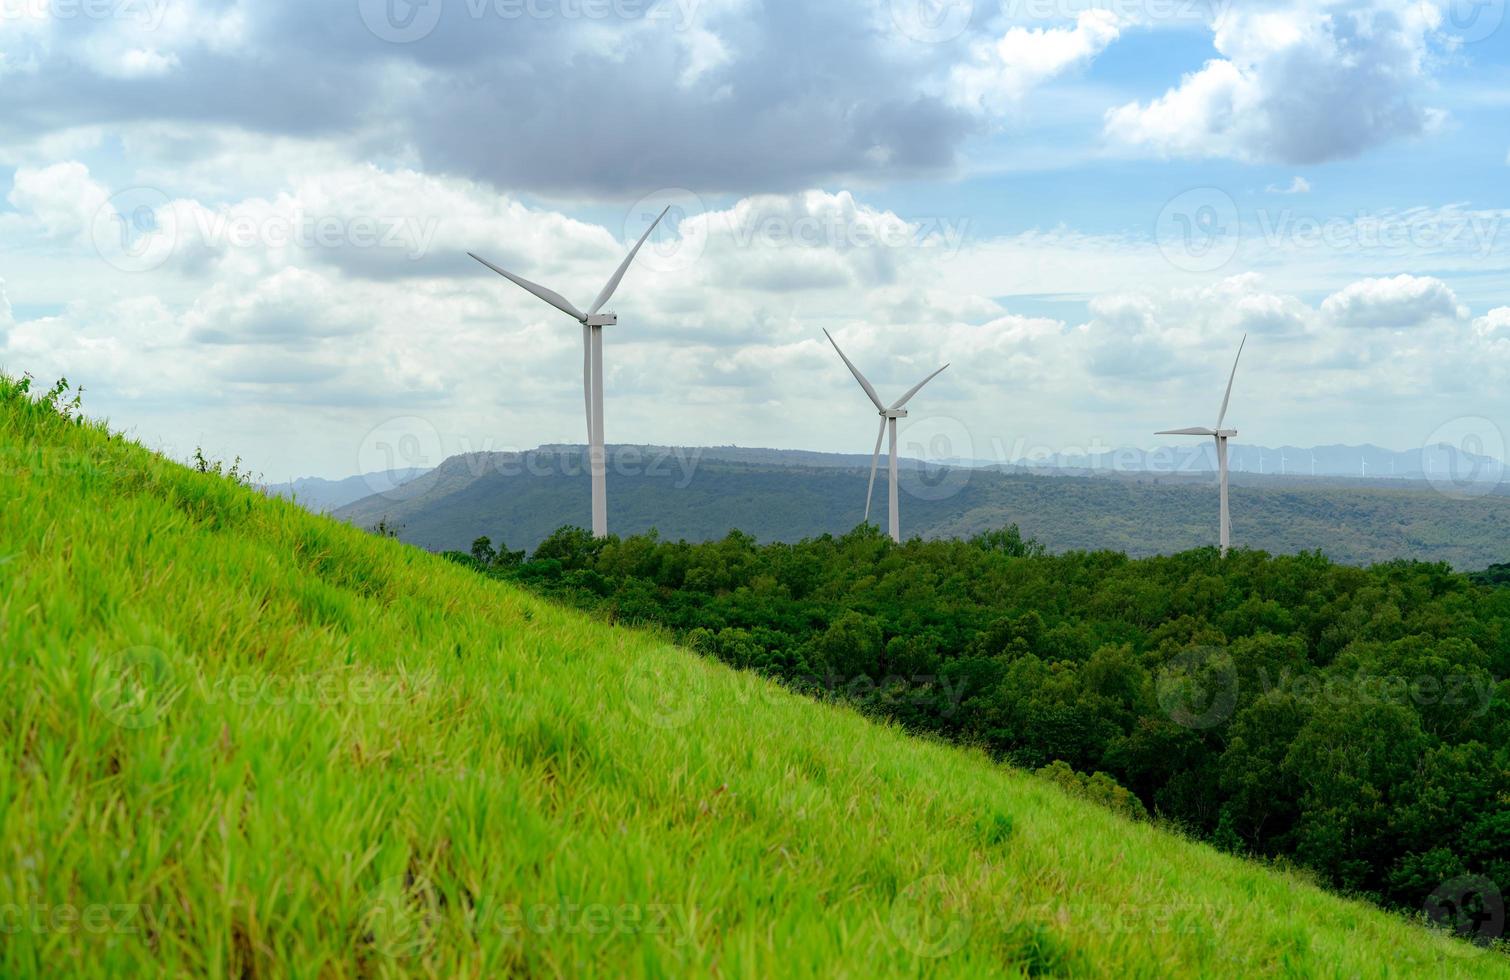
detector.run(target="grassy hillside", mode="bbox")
[333,449,1510,569]
[2,378,1505,977]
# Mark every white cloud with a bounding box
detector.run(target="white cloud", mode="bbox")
[7,162,111,242]
[951,10,1123,112]
[1106,2,1444,164]
[1474,307,1510,338]
[1267,176,1312,194]
[1321,274,1469,329]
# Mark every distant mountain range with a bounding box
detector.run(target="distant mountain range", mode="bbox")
[265,467,428,513]
[324,444,1510,570]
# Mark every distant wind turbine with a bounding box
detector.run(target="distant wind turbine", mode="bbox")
[1157,334,1246,557]
[1310,450,1316,476]
[468,206,671,538]
[824,329,949,543]
[1361,455,1368,478]
[1280,450,1288,475]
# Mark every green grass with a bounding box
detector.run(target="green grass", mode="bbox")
[2,378,1506,978]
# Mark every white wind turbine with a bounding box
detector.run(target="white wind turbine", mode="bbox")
[1157,335,1246,557]
[824,329,949,543]
[468,206,670,538]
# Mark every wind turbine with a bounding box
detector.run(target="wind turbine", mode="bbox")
[1156,335,1246,557]
[824,329,949,543]
[468,206,670,538]
[1310,450,1316,476]
[1280,449,1288,475]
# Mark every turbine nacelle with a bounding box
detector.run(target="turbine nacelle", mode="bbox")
[585,313,617,327]
[882,409,908,419]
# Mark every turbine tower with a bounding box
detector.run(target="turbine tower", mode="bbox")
[1310,450,1316,476]
[1280,449,1288,475]
[824,329,949,543]
[468,207,670,538]
[1156,334,1246,557]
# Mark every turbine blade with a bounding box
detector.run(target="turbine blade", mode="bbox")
[589,205,670,316]
[1157,427,1218,436]
[469,252,586,322]
[890,363,949,411]
[824,329,884,411]
[864,418,885,523]
[1216,333,1247,430]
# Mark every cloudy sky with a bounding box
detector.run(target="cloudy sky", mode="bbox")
[2,0,1507,479]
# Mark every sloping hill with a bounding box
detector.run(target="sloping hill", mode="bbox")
[2,377,1503,977]
[333,448,1510,569]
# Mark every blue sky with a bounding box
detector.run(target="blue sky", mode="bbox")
[0,0,1507,479]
